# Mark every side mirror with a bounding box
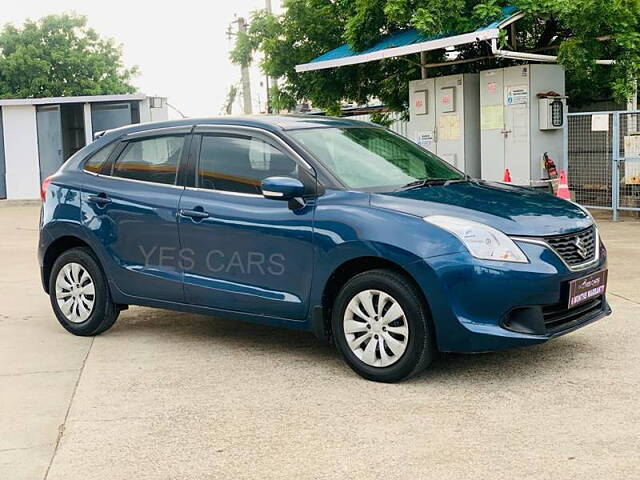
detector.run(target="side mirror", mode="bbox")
[261,176,305,200]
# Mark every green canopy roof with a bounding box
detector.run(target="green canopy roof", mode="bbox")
[296,7,520,72]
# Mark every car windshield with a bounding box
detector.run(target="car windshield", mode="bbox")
[288,127,464,192]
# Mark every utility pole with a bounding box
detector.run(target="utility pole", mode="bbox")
[237,17,253,115]
[228,16,254,115]
[265,0,279,113]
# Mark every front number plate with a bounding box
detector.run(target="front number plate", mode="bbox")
[568,270,608,308]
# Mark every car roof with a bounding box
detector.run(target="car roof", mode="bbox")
[98,114,377,139]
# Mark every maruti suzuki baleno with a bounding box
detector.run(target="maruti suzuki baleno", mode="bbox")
[39,116,611,382]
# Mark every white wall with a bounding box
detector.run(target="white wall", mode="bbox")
[2,105,40,199]
[139,97,169,123]
[150,98,169,122]
[139,98,151,123]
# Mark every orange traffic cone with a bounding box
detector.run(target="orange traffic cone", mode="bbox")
[557,169,571,200]
[503,169,512,183]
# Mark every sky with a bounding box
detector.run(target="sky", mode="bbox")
[0,0,283,118]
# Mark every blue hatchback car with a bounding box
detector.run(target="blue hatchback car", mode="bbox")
[39,116,611,382]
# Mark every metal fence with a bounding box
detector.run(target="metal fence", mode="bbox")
[566,110,640,220]
[347,112,408,137]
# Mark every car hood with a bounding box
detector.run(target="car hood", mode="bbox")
[370,180,592,236]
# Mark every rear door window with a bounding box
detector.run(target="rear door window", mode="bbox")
[112,136,184,185]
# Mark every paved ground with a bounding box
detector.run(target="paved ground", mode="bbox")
[1,204,639,480]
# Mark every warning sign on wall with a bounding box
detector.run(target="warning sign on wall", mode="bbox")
[415,131,434,150]
[505,85,528,105]
[413,90,428,115]
[439,87,455,113]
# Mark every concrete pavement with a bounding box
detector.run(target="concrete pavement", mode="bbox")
[1,204,639,479]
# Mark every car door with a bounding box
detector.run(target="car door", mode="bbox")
[178,126,316,320]
[81,127,191,302]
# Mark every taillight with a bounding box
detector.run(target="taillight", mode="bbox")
[41,176,53,202]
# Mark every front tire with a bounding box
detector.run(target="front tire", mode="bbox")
[332,269,434,382]
[49,247,119,336]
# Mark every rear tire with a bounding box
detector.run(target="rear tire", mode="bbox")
[49,247,119,336]
[331,269,434,382]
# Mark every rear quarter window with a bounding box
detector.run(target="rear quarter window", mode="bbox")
[84,143,117,174]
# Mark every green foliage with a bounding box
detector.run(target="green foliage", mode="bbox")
[472,0,504,26]
[229,31,254,67]
[0,13,138,99]
[231,0,640,113]
[369,111,394,127]
[346,0,387,52]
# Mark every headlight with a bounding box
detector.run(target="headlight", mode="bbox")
[424,215,529,263]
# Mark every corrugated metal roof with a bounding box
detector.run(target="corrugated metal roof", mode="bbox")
[296,6,518,72]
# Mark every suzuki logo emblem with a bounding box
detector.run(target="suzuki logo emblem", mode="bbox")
[574,236,589,260]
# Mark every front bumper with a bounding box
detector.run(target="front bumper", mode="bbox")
[406,239,611,353]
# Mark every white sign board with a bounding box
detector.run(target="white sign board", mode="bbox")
[624,135,640,185]
[591,114,609,132]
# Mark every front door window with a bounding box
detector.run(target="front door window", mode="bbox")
[197,135,299,194]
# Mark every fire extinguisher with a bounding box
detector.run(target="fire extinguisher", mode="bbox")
[543,152,558,179]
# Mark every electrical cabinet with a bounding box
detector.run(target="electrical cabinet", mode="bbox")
[480,64,566,185]
[408,78,436,153]
[408,73,480,177]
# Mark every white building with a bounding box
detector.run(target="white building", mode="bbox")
[0,94,168,200]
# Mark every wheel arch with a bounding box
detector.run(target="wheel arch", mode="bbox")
[316,256,435,343]
[42,236,97,294]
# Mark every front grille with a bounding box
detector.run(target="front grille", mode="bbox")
[542,296,604,334]
[545,226,597,267]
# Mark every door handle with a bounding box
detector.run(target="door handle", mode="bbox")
[179,208,209,220]
[87,193,112,206]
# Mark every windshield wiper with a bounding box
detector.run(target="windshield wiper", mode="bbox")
[444,178,470,186]
[394,177,466,192]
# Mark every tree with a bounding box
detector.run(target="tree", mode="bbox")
[0,13,138,98]
[221,84,239,115]
[231,0,640,114]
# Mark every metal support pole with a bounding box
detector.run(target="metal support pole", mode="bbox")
[562,108,568,172]
[612,112,620,221]
[420,52,428,79]
[82,103,93,145]
[627,78,638,134]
